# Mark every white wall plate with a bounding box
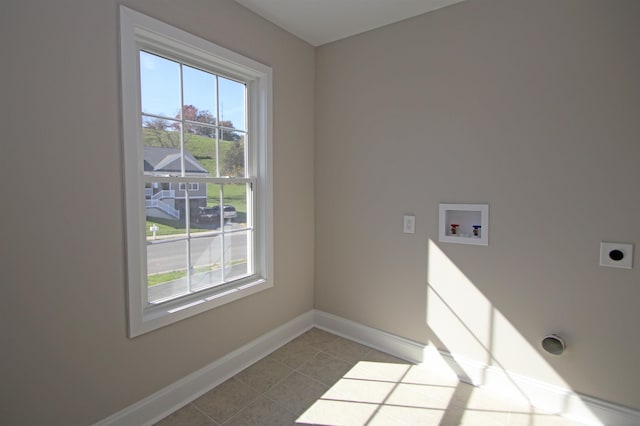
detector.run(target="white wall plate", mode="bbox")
[599,242,633,269]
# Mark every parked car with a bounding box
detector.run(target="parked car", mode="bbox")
[195,205,237,225]
[221,205,238,220]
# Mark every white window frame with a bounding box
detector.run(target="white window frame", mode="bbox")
[120,6,273,337]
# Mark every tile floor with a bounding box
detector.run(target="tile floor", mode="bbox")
[155,328,581,425]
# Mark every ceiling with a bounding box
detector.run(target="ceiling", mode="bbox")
[234,0,466,46]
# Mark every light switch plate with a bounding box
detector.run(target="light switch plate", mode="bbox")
[600,242,633,269]
[403,215,415,234]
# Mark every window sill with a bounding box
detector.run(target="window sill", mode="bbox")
[129,277,272,337]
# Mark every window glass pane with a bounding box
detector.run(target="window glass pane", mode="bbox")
[184,124,218,177]
[224,230,252,282]
[192,184,222,233]
[147,240,188,303]
[220,132,245,177]
[182,65,217,125]
[218,77,246,131]
[145,180,183,226]
[183,186,204,230]
[190,236,224,292]
[142,116,182,149]
[223,183,247,227]
[140,51,181,118]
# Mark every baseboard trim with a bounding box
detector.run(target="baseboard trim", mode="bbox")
[96,309,640,426]
[313,310,430,364]
[95,311,314,426]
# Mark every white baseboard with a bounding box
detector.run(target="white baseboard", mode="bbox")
[96,309,640,426]
[95,311,314,426]
[313,310,429,364]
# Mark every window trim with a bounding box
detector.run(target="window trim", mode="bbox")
[120,6,273,337]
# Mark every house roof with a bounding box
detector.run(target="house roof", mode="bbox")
[143,146,208,174]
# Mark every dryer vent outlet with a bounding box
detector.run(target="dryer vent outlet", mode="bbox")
[542,334,566,355]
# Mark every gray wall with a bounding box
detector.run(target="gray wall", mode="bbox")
[1,1,314,424]
[315,0,640,411]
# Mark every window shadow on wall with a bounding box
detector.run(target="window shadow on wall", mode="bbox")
[426,239,600,425]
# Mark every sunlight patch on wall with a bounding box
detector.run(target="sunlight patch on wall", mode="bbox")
[426,239,598,422]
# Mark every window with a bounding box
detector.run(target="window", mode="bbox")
[178,183,199,192]
[120,7,272,337]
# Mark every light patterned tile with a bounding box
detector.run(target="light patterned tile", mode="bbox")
[270,337,320,369]
[264,371,328,416]
[192,378,259,424]
[297,351,353,387]
[154,403,217,426]
[322,377,396,404]
[224,396,297,426]
[361,348,413,365]
[235,356,293,393]
[402,363,460,387]
[324,336,372,363]
[293,328,339,351]
[386,382,458,410]
[372,404,447,425]
[457,408,511,426]
[296,398,380,425]
[344,359,412,383]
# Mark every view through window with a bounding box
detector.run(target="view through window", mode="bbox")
[140,50,253,304]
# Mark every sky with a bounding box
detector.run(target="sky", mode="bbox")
[139,50,246,131]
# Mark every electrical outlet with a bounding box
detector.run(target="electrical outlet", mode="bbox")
[403,215,415,234]
[600,242,633,269]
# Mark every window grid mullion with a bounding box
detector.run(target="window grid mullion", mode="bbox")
[142,176,254,184]
[220,184,226,283]
[215,76,221,178]
[176,63,194,295]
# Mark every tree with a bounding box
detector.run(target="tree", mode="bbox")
[143,118,180,148]
[223,141,244,176]
[142,105,236,146]
[182,105,218,138]
[196,110,216,125]
[219,120,241,141]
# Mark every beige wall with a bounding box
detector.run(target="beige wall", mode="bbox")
[315,0,640,411]
[1,1,314,424]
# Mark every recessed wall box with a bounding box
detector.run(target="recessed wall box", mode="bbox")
[439,203,489,246]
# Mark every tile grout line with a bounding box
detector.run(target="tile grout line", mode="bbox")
[188,401,221,425]
[223,331,377,423]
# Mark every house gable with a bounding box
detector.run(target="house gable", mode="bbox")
[143,146,208,175]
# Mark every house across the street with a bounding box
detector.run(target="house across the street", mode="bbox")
[143,146,208,220]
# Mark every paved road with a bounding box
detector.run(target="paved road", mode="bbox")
[148,263,248,302]
[145,224,251,302]
[147,226,249,274]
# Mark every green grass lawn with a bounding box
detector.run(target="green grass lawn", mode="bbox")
[143,127,243,178]
[147,260,248,286]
